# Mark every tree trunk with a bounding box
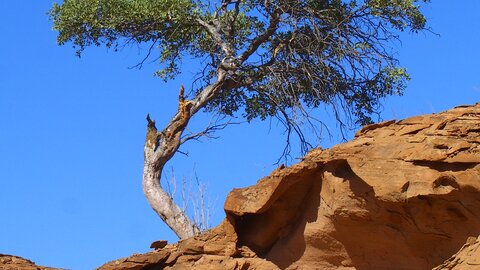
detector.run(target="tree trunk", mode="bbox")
[142,153,199,239]
[141,75,226,239]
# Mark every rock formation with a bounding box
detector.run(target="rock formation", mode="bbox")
[4,104,480,269]
[96,103,480,269]
[98,103,480,270]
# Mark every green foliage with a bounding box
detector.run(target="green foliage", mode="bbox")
[50,0,429,133]
[50,0,200,78]
[368,0,428,30]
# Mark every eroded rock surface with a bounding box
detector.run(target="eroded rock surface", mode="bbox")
[433,235,480,269]
[102,103,480,269]
[0,254,60,270]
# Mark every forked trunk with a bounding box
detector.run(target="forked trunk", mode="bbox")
[141,78,225,239]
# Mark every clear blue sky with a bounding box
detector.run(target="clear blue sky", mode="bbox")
[1,2,479,269]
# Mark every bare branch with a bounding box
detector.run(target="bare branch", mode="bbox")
[181,116,244,145]
[128,38,159,70]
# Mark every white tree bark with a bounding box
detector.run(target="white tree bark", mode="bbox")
[143,152,199,239]
[142,73,226,239]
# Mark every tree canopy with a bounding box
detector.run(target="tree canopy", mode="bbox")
[50,0,429,238]
[51,0,428,137]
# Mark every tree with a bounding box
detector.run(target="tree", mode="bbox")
[49,0,429,239]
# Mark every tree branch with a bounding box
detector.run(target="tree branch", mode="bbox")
[181,117,243,144]
[238,10,281,63]
[195,18,234,56]
[143,71,228,239]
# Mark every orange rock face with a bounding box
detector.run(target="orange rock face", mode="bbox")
[224,104,480,270]
[97,104,480,270]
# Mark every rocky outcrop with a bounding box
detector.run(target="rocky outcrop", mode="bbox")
[97,103,480,270]
[0,254,61,270]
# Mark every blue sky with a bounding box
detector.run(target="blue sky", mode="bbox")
[1,1,479,270]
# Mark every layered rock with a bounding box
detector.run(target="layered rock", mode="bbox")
[97,103,480,270]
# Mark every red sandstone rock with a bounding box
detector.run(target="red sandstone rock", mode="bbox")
[96,103,480,270]
[97,104,480,270]
[150,240,168,250]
